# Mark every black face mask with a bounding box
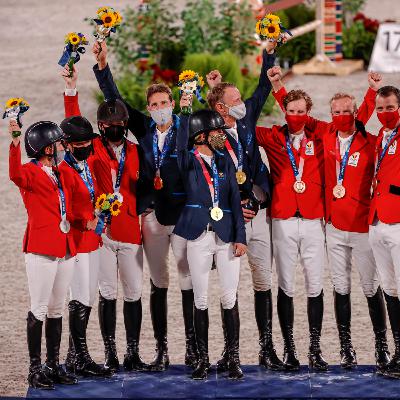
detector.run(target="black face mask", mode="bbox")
[103,125,126,142]
[72,144,93,161]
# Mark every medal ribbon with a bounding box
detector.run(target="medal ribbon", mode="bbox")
[285,134,307,183]
[225,138,244,172]
[374,128,398,177]
[194,150,219,208]
[153,124,175,177]
[65,152,95,203]
[111,143,126,193]
[335,135,355,186]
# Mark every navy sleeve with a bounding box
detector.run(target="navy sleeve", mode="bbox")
[244,51,276,124]
[93,63,149,139]
[176,115,190,176]
[227,160,247,245]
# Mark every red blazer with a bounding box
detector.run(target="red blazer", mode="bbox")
[256,124,325,219]
[369,127,400,224]
[9,143,77,258]
[64,93,141,244]
[58,160,102,253]
[270,87,376,229]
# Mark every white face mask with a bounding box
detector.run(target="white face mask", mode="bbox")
[227,102,246,120]
[150,106,173,126]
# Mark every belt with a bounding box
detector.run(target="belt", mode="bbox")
[293,210,303,218]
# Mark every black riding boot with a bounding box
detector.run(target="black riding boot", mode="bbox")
[191,308,210,380]
[149,280,169,371]
[277,288,300,371]
[123,299,149,371]
[43,317,77,385]
[255,290,284,370]
[223,302,243,380]
[383,293,400,378]
[69,300,109,377]
[216,302,229,372]
[307,291,328,371]
[27,312,54,389]
[182,289,199,368]
[65,335,76,374]
[334,291,357,369]
[98,294,119,372]
[366,287,390,372]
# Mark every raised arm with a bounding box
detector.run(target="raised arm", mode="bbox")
[92,41,148,139]
[176,98,191,175]
[357,72,382,125]
[61,64,81,117]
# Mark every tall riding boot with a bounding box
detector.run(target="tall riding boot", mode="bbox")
[334,291,357,369]
[191,308,210,380]
[182,289,199,368]
[65,335,76,374]
[307,291,328,371]
[366,287,390,372]
[98,294,119,372]
[69,300,109,377]
[216,302,229,372]
[43,317,77,385]
[223,302,243,380]
[255,290,284,370]
[383,293,400,377]
[277,288,300,371]
[27,312,54,389]
[149,280,169,371]
[123,299,149,371]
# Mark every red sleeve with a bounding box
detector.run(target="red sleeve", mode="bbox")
[9,142,31,190]
[273,87,287,113]
[64,93,81,117]
[357,88,376,125]
[256,126,273,147]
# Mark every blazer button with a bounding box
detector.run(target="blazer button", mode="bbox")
[377,192,380,196]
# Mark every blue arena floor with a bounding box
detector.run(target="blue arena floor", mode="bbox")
[26,365,400,399]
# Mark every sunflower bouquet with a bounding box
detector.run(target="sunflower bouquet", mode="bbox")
[94,192,123,235]
[58,32,89,77]
[178,70,206,115]
[255,13,292,44]
[2,98,30,138]
[93,7,123,44]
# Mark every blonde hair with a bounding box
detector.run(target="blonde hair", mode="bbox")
[329,93,357,112]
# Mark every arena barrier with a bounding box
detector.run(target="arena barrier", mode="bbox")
[27,365,399,399]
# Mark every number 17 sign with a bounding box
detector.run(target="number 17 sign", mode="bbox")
[369,23,400,73]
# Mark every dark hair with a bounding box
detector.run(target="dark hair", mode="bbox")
[146,83,173,104]
[283,89,313,111]
[207,82,237,110]
[377,86,400,105]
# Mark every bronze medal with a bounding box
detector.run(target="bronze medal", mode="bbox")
[236,170,247,185]
[333,184,346,199]
[154,176,163,190]
[210,207,224,221]
[293,180,306,194]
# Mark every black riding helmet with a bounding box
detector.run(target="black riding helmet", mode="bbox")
[60,116,98,143]
[24,121,64,158]
[97,99,129,124]
[188,109,227,140]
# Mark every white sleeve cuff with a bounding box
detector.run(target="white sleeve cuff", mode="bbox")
[64,88,77,96]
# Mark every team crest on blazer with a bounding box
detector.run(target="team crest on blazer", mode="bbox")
[388,140,397,155]
[305,141,314,155]
[348,152,360,167]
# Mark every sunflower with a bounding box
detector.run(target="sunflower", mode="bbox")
[5,98,20,109]
[114,11,123,24]
[265,13,281,25]
[260,22,280,40]
[198,75,205,88]
[97,6,110,16]
[255,20,261,35]
[67,33,81,46]
[110,200,122,217]
[179,70,196,82]
[95,193,107,210]
[101,11,117,28]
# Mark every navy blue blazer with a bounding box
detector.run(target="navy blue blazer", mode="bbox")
[93,64,185,226]
[224,50,275,204]
[173,116,246,245]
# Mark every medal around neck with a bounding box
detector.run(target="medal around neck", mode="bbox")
[333,184,346,199]
[236,170,247,185]
[3,98,30,137]
[178,70,206,115]
[293,180,306,193]
[60,219,71,234]
[210,206,224,221]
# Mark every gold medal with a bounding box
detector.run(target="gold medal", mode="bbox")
[210,207,224,221]
[333,184,346,199]
[236,170,247,185]
[293,180,306,194]
[154,176,163,190]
